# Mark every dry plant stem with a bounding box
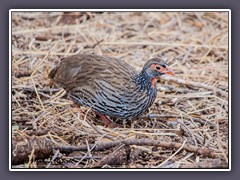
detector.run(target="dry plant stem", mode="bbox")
[179,122,198,146]
[161,76,228,98]
[46,149,60,168]
[173,153,194,168]
[179,159,228,168]
[85,118,115,140]
[12,87,61,93]
[27,148,35,167]
[57,138,216,158]
[158,85,194,94]
[155,139,187,168]
[143,114,216,129]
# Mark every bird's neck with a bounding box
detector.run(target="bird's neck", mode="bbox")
[135,70,157,94]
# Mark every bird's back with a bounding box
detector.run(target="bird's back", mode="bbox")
[49,54,136,88]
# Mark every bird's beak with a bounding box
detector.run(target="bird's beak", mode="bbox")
[161,66,175,76]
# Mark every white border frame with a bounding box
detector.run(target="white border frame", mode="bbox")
[9,9,231,171]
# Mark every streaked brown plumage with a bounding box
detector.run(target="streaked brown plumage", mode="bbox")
[49,54,175,124]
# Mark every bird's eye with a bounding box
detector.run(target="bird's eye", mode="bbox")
[156,66,161,70]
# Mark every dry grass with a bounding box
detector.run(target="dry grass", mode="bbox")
[11,11,229,169]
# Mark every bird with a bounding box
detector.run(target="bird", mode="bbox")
[48,53,175,126]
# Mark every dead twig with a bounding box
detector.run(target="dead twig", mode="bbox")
[24,129,49,136]
[14,70,33,78]
[57,138,217,158]
[84,39,104,49]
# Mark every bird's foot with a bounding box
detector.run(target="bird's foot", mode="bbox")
[95,112,120,128]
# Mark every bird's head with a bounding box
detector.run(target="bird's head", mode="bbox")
[143,57,175,78]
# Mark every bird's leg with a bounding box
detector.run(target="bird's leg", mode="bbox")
[95,112,113,127]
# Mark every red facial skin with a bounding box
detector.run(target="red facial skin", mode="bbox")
[150,64,175,87]
[151,78,157,87]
